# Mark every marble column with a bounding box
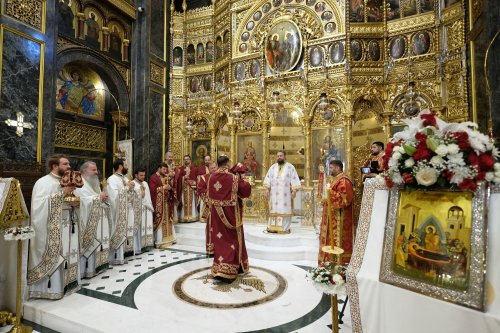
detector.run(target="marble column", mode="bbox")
[77,13,85,39]
[102,27,110,52]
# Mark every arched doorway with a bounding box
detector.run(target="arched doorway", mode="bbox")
[54,49,129,179]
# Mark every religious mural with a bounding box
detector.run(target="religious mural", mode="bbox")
[237,135,262,178]
[390,36,406,59]
[309,46,324,67]
[206,42,214,62]
[84,9,102,50]
[57,0,75,37]
[350,0,364,22]
[265,21,302,73]
[312,128,344,179]
[413,31,431,55]
[192,140,211,167]
[173,47,183,67]
[367,0,384,22]
[109,24,123,61]
[56,64,105,120]
[351,39,362,61]
[196,43,204,64]
[330,41,345,64]
[186,44,195,65]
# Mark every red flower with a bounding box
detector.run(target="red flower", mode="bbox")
[479,154,495,171]
[412,143,432,161]
[468,152,480,167]
[458,178,478,191]
[451,131,470,149]
[402,173,414,184]
[443,169,453,181]
[385,176,394,188]
[386,142,396,156]
[476,171,486,181]
[421,113,437,127]
[415,132,428,143]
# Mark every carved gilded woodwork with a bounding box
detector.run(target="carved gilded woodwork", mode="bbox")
[54,120,107,152]
[5,0,44,31]
[150,61,165,87]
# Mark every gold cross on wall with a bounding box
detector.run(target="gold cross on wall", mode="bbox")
[5,112,34,137]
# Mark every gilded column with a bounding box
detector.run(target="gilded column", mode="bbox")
[303,116,312,187]
[343,113,353,175]
[381,111,394,143]
[261,119,270,179]
[123,39,130,62]
[210,127,216,160]
[77,12,85,39]
[229,123,237,163]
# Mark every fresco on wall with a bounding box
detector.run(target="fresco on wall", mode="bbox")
[173,47,183,67]
[56,64,105,120]
[350,0,364,22]
[57,0,75,37]
[367,0,384,22]
[265,21,302,73]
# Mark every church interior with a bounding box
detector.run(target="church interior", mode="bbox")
[1,0,500,332]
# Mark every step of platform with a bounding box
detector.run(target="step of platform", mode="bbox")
[174,222,320,261]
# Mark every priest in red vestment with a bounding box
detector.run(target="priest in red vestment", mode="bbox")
[318,160,354,265]
[196,155,212,222]
[206,157,252,280]
[149,163,176,248]
[175,155,199,222]
[197,161,218,255]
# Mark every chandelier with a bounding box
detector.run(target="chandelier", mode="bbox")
[401,81,420,116]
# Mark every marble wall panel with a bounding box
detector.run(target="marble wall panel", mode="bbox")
[148,90,164,171]
[0,29,42,161]
[150,0,165,60]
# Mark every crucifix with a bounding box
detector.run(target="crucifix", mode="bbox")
[4,112,34,137]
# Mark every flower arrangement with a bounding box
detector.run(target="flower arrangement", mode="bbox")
[306,262,346,296]
[4,226,35,241]
[383,109,500,191]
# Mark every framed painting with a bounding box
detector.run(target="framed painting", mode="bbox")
[311,128,345,180]
[191,140,211,168]
[237,134,263,179]
[265,20,302,73]
[379,184,489,310]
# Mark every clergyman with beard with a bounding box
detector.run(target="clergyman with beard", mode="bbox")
[106,159,139,265]
[74,161,111,278]
[27,154,81,300]
[263,150,301,233]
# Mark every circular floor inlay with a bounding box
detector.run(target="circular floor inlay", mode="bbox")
[173,266,287,308]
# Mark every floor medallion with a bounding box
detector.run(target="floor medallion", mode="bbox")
[173,266,287,308]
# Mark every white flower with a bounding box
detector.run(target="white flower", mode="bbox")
[388,158,399,168]
[447,152,465,166]
[449,166,475,185]
[495,163,500,172]
[494,177,500,184]
[495,171,500,178]
[415,167,439,186]
[485,172,495,182]
[394,146,405,154]
[393,152,402,160]
[404,158,415,168]
[430,156,444,167]
[446,144,460,155]
[492,147,500,159]
[391,172,404,185]
[435,145,448,157]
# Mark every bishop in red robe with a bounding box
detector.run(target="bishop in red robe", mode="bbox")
[175,155,198,222]
[318,160,354,265]
[206,157,251,280]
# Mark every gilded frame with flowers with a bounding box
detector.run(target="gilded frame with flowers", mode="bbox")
[379,182,489,310]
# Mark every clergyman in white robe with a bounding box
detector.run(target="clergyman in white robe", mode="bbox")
[133,178,154,251]
[27,172,81,299]
[74,174,111,278]
[107,173,139,264]
[263,160,301,233]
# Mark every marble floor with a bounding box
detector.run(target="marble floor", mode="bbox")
[17,224,352,333]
